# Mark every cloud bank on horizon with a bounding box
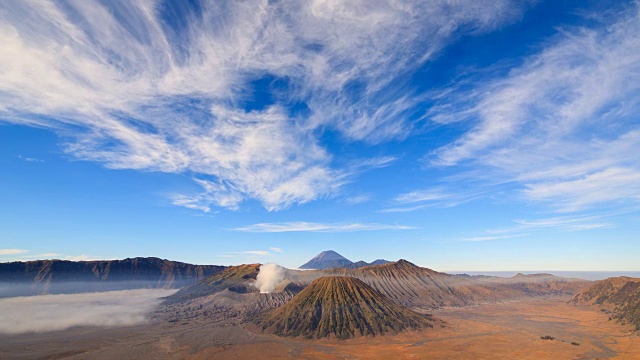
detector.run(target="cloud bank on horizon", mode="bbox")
[0,289,176,334]
[0,0,639,257]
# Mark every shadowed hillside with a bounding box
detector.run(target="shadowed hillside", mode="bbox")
[167,263,261,303]
[571,276,640,331]
[259,276,433,339]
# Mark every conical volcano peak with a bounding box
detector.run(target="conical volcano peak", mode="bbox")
[259,276,433,339]
[312,250,349,261]
[299,250,353,270]
[299,250,391,270]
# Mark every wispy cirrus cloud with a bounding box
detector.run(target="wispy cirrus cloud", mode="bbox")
[220,248,283,257]
[0,250,103,262]
[0,249,28,256]
[458,234,530,242]
[458,213,617,242]
[429,4,640,212]
[17,155,44,163]
[380,187,484,212]
[231,221,414,233]
[344,194,371,205]
[0,0,526,212]
[488,213,616,236]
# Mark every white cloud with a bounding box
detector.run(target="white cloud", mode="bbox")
[0,0,524,211]
[0,289,176,334]
[491,213,619,235]
[6,253,105,262]
[31,253,61,258]
[344,194,371,205]
[269,247,283,253]
[460,213,618,242]
[394,188,454,204]
[17,155,44,163]
[429,5,640,212]
[381,187,485,212]
[0,249,28,256]
[62,255,102,261]
[458,234,529,242]
[524,167,640,212]
[241,250,270,256]
[232,221,414,233]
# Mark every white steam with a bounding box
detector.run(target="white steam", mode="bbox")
[0,289,176,334]
[255,263,286,293]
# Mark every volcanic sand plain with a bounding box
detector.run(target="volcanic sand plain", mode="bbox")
[1,297,639,359]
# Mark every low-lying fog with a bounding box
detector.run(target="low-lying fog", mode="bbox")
[0,289,177,335]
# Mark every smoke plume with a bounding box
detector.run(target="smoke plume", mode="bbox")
[255,263,286,293]
[0,289,176,334]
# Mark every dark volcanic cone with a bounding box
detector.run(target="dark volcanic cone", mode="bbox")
[259,276,433,339]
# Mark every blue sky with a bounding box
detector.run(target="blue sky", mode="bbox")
[1,0,639,271]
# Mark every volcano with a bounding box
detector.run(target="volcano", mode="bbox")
[259,276,433,339]
[298,250,390,270]
[299,250,353,270]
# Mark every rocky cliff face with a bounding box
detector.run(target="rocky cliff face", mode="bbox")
[0,257,225,297]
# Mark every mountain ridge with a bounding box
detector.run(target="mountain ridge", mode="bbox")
[0,257,225,297]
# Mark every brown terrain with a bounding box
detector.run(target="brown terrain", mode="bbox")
[1,261,639,359]
[1,297,638,359]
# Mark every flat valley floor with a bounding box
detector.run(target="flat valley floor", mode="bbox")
[2,297,639,359]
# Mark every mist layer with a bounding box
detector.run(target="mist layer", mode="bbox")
[0,289,176,334]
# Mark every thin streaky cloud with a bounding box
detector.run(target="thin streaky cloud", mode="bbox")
[429,5,640,212]
[0,249,28,256]
[458,234,530,242]
[344,194,371,205]
[240,251,270,256]
[378,204,429,214]
[0,0,526,212]
[231,222,414,233]
[484,213,620,236]
[17,155,44,163]
[380,187,487,212]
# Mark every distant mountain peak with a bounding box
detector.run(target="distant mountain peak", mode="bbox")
[312,250,349,261]
[299,250,392,270]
